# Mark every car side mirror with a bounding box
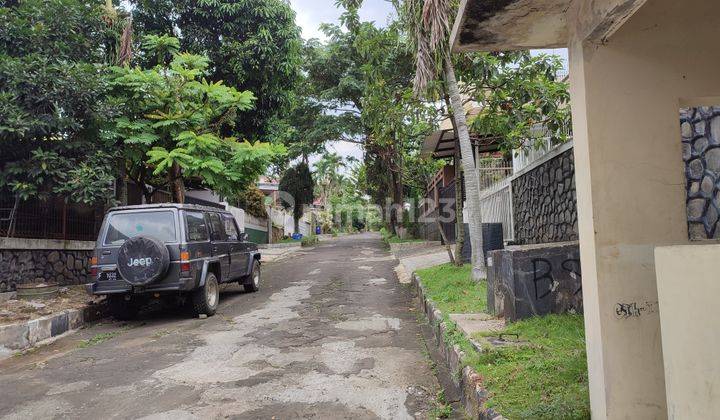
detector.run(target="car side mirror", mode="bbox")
[240,232,248,242]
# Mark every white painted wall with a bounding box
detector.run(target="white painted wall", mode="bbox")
[225,205,245,232]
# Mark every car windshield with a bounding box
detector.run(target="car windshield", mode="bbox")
[104,211,177,245]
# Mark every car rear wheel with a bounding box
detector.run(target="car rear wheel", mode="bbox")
[191,272,219,317]
[243,260,260,293]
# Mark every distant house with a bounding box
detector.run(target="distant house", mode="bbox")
[257,176,280,207]
[418,104,504,261]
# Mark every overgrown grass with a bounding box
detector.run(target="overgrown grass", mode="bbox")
[416,263,589,419]
[379,227,423,245]
[415,263,487,313]
[470,315,590,419]
[388,236,424,244]
[277,237,300,244]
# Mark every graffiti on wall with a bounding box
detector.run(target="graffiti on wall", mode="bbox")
[531,258,583,300]
[615,301,659,319]
[487,244,583,321]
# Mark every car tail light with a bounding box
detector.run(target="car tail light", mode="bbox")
[180,251,191,272]
[90,256,98,277]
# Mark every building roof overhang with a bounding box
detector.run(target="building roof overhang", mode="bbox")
[257,182,279,191]
[421,129,457,159]
[450,0,648,52]
[421,129,503,159]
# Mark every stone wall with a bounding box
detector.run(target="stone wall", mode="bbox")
[0,240,93,292]
[487,242,582,321]
[681,106,720,240]
[511,147,578,245]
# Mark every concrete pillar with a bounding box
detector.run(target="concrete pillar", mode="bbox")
[567,0,720,417]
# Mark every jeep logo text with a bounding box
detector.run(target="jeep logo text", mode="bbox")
[127,258,153,267]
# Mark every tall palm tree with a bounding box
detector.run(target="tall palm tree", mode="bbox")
[400,0,485,275]
[314,153,346,207]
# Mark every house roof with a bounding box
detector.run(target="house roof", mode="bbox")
[421,103,501,159]
[450,0,647,52]
[421,129,458,159]
[421,130,503,159]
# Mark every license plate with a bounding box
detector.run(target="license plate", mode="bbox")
[102,271,118,282]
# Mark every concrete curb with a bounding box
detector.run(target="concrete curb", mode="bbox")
[0,301,108,358]
[412,272,505,420]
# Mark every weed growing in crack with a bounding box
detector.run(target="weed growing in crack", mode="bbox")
[78,325,132,348]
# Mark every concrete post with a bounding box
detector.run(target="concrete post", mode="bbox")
[567,0,720,417]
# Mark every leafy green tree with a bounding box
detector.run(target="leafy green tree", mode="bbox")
[353,20,439,234]
[0,0,117,204]
[299,11,441,235]
[132,0,303,139]
[463,52,571,151]
[106,35,283,203]
[279,162,314,232]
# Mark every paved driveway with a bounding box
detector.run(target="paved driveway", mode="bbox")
[0,233,442,419]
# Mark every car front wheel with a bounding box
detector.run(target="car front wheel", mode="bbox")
[191,272,219,316]
[243,260,260,293]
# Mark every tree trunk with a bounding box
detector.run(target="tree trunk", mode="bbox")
[436,217,456,265]
[142,187,153,204]
[454,159,465,266]
[443,58,485,276]
[444,91,466,267]
[138,167,153,204]
[169,162,185,203]
[390,165,403,236]
[117,160,128,206]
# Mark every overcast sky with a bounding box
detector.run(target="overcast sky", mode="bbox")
[289,0,395,40]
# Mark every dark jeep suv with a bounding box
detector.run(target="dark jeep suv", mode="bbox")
[87,204,261,319]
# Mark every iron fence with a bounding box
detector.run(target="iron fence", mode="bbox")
[476,157,514,191]
[0,195,104,241]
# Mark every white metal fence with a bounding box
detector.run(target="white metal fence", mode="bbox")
[474,157,515,242]
[476,157,514,191]
[478,179,514,242]
[512,125,572,174]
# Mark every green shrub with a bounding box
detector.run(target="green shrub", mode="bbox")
[301,234,318,247]
[235,185,268,218]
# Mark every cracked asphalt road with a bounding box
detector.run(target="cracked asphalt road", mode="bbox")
[0,233,443,419]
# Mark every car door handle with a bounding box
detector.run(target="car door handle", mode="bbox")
[102,251,111,255]
[212,246,219,252]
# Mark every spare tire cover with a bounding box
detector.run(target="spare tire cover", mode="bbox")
[117,236,170,286]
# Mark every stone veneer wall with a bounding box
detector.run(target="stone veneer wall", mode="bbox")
[681,106,720,240]
[0,240,93,292]
[511,147,578,245]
